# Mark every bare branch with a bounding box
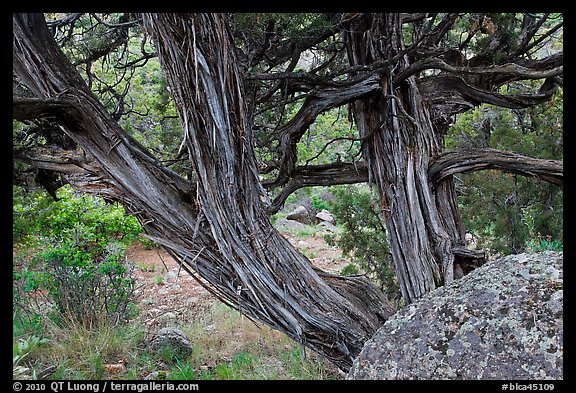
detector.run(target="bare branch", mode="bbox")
[13,97,73,121]
[269,74,381,188]
[45,13,83,28]
[429,148,563,187]
[267,161,369,214]
[420,75,560,119]
[395,55,563,85]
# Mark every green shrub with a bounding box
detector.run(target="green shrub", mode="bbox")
[310,193,332,212]
[326,185,400,300]
[14,240,137,328]
[340,263,359,276]
[13,185,140,329]
[13,185,141,246]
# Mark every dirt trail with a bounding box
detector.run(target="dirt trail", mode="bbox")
[127,230,350,327]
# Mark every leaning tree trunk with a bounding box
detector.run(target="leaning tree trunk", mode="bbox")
[345,14,476,303]
[13,13,394,371]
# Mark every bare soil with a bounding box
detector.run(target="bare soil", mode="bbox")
[127,229,350,328]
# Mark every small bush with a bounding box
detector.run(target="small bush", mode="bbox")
[340,263,359,276]
[13,185,141,246]
[326,185,400,300]
[13,185,140,330]
[14,240,137,328]
[525,236,563,253]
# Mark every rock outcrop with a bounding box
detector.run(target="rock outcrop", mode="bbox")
[348,251,563,380]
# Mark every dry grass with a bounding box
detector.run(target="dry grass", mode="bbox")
[13,300,343,380]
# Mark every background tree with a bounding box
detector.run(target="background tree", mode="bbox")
[13,13,562,369]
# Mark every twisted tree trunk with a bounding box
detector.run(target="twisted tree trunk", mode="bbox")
[13,13,394,371]
[345,14,471,302]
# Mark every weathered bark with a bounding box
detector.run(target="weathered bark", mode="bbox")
[14,12,563,367]
[430,148,563,187]
[343,14,563,303]
[14,13,394,370]
[345,14,470,303]
[268,162,369,214]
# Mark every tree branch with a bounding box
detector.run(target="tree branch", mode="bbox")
[267,161,368,214]
[395,55,563,85]
[419,75,560,120]
[269,73,381,188]
[13,97,74,121]
[429,148,563,187]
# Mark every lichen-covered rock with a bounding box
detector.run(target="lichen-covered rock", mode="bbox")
[147,327,193,357]
[348,252,563,380]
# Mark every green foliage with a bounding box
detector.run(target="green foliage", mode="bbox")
[522,205,563,253]
[13,185,140,329]
[449,90,563,256]
[326,185,399,299]
[12,335,50,379]
[233,14,333,46]
[296,108,360,166]
[13,185,141,245]
[339,263,359,276]
[15,240,138,328]
[310,193,332,212]
[169,360,198,380]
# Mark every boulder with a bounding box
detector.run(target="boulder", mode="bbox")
[274,217,308,231]
[286,205,314,224]
[315,209,336,225]
[316,221,338,232]
[147,327,193,358]
[348,251,563,380]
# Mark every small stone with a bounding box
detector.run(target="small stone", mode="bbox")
[274,218,308,230]
[316,221,338,232]
[156,312,177,323]
[144,371,159,380]
[147,327,192,358]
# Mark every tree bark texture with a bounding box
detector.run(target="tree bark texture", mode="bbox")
[13,12,563,368]
[345,14,469,302]
[13,13,395,371]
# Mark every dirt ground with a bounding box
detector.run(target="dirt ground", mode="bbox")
[126,229,350,327]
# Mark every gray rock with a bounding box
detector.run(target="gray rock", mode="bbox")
[286,205,314,224]
[275,217,308,230]
[156,312,177,323]
[348,251,563,380]
[158,287,169,295]
[316,221,338,232]
[147,327,193,358]
[315,209,335,224]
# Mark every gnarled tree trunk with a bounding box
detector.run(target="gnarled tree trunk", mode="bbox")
[13,13,394,371]
[345,14,471,302]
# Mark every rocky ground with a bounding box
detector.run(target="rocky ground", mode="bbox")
[127,228,351,329]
